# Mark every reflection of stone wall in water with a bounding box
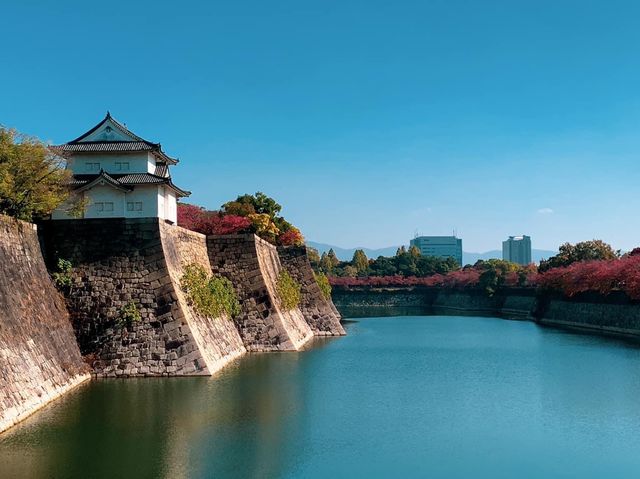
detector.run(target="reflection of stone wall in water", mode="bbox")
[40,218,245,377]
[207,234,314,351]
[0,215,90,434]
[277,246,345,336]
[333,285,640,338]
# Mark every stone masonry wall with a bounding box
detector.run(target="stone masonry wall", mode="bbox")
[206,234,313,351]
[160,224,245,372]
[0,215,90,434]
[40,218,243,377]
[277,246,345,336]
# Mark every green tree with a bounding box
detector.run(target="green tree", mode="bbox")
[307,247,321,266]
[0,128,72,221]
[319,252,334,273]
[539,240,619,272]
[408,245,421,258]
[327,249,340,268]
[223,192,282,219]
[352,249,369,274]
[395,246,407,256]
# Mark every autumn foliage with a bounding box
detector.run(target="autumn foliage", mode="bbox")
[331,253,640,301]
[177,203,250,235]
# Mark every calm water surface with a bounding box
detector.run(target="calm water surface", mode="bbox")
[2,316,640,478]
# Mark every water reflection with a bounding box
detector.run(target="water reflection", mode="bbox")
[3,318,640,479]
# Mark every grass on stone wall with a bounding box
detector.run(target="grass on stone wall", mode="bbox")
[117,301,141,328]
[180,263,241,319]
[276,270,301,311]
[313,271,332,300]
[52,257,73,290]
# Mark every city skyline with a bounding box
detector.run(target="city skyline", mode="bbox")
[3,1,640,252]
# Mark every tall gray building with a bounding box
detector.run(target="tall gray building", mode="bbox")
[410,236,463,266]
[502,235,532,265]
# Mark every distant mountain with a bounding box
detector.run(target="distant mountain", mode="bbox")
[307,241,557,265]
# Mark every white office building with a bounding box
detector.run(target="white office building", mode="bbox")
[502,235,532,265]
[409,236,463,266]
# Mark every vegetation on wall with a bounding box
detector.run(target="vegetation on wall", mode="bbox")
[329,238,640,301]
[538,240,620,272]
[0,127,74,221]
[313,271,332,300]
[180,264,241,318]
[178,192,305,246]
[51,258,73,290]
[276,270,301,311]
[117,301,142,328]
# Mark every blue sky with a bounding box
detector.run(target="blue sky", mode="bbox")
[2,0,640,252]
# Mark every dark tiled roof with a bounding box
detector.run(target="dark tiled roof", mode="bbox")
[54,112,178,164]
[154,163,169,177]
[54,141,155,153]
[71,171,190,197]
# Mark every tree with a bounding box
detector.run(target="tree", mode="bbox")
[408,245,421,258]
[395,246,407,256]
[319,252,334,273]
[307,247,321,266]
[222,192,281,219]
[279,227,304,246]
[539,240,619,272]
[0,128,73,221]
[327,249,340,268]
[352,249,369,274]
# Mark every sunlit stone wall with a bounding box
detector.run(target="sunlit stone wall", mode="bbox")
[0,215,90,433]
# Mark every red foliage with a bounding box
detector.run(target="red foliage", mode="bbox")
[537,255,640,299]
[329,270,481,288]
[279,228,304,246]
[214,215,251,235]
[177,203,250,236]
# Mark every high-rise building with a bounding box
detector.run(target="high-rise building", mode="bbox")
[409,236,463,266]
[502,235,532,265]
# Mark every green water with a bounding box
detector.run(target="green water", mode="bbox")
[2,316,640,478]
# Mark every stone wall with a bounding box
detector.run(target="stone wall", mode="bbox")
[160,224,246,372]
[0,215,90,434]
[206,234,314,351]
[333,284,640,339]
[332,286,536,320]
[40,218,244,377]
[277,246,345,336]
[535,292,640,339]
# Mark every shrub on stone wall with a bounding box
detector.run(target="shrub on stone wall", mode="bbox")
[276,270,301,311]
[117,301,141,328]
[314,271,332,300]
[180,264,241,318]
[51,258,73,290]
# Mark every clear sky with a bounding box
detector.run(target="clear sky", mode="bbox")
[2,0,640,252]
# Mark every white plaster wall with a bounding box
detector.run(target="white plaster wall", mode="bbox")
[83,186,125,218]
[123,186,160,218]
[166,191,177,224]
[69,153,155,174]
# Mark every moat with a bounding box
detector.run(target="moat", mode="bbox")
[2,315,640,478]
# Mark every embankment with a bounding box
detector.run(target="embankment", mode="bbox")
[333,285,640,339]
[277,246,345,336]
[0,215,90,433]
[207,234,314,351]
[40,218,245,377]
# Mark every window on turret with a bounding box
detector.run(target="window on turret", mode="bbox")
[85,162,101,172]
[115,162,130,171]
